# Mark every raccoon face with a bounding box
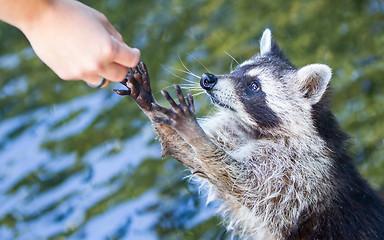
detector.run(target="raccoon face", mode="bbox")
[201,70,285,131]
[200,29,332,135]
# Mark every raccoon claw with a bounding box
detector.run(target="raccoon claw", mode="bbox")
[174,85,195,114]
[138,61,148,75]
[113,61,154,112]
[113,89,131,96]
[186,92,195,113]
[156,85,197,130]
[131,66,140,74]
[160,85,195,116]
[161,90,179,110]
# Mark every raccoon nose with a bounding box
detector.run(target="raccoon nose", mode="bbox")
[200,73,217,90]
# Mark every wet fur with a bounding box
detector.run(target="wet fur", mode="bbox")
[118,29,384,239]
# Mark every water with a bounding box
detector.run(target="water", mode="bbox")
[0,88,221,239]
[1,0,383,239]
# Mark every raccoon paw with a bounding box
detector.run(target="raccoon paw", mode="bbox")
[153,85,197,131]
[113,61,154,111]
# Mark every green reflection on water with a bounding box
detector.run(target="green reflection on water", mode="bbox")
[0,0,383,239]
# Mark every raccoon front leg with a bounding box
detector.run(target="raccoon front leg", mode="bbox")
[114,62,194,166]
[153,85,202,145]
[154,86,246,193]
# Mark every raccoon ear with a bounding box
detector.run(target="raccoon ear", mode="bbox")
[296,64,332,104]
[260,28,272,55]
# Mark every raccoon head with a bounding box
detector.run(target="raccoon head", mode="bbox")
[200,29,332,137]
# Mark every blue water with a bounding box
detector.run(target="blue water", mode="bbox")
[0,88,220,239]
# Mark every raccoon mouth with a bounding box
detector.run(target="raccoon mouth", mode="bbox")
[210,96,236,112]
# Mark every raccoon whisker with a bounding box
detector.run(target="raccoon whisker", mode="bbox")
[185,89,202,93]
[156,81,183,94]
[155,86,172,95]
[177,52,199,78]
[161,65,195,84]
[170,67,200,79]
[224,51,240,66]
[206,106,216,116]
[158,80,173,86]
[179,84,201,89]
[185,87,203,91]
[180,87,202,91]
[178,82,199,86]
[187,53,211,73]
[178,83,200,88]
[181,88,202,92]
[192,91,205,97]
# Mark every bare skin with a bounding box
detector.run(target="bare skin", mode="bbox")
[0,0,140,87]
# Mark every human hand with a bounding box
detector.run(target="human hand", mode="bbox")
[12,0,140,88]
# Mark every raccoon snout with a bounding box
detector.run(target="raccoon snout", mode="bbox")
[200,73,217,90]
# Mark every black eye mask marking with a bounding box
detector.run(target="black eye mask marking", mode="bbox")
[232,75,280,129]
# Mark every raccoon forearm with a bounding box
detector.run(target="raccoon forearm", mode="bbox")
[188,139,251,197]
[152,123,194,162]
[143,108,196,167]
[149,108,249,196]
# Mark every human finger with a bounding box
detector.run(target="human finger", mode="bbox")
[106,23,124,42]
[83,74,110,88]
[112,38,141,68]
[98,13,124,42]
[97,62,128,82]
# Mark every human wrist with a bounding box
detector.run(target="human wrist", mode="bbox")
[0,0,53,33]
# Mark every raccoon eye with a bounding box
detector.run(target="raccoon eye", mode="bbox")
[249,81,260,91]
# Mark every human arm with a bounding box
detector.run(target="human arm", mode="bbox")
[0,0,140,87]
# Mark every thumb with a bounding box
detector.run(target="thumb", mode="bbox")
[112,38,141,68]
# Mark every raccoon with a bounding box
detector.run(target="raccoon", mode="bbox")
[114,29,384,239]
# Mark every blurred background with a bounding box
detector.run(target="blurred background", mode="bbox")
[0,0,383,239]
